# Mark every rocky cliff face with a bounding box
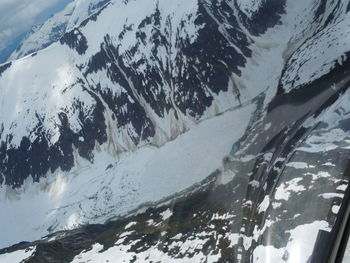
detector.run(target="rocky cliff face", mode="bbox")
[1,0,350,262]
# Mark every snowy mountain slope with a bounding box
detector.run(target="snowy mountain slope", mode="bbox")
[0,247,35,263]
[280,0,350,93]
[1,0,350,261]
[7,0,110,61]
[42,5,350,260]
[0,103,255,248]
[7,1,76,62]
[4,73,350,262]
[66,0,110,31]
[0,0,286,249]
[0,0,287,189]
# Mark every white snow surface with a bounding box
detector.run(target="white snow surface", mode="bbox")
[274,177,306,201]
[296,128,350,153]
[0,246,36,263]
[8,0,110,61]
[0,0,231,152]
[71,228,237,263]
[281,0,350,92]
[286,162,315,169]
[1,0,346,152]
[0,44,90,147]
[0,0,349,258]
[160,208,173,221]
[0,104,255,248]
[258,195,270,214]
[236,0,264,19]
[253,221,330,263]
[234,0,335,106]
[8,1,76,61]
[0,0,256,250]
[66,0,110,31]
[71,237,221,263]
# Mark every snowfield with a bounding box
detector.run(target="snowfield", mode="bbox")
[0,247,36,263]
[0,103,255,248]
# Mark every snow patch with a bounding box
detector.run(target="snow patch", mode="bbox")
[160,209,173,221]
[0,246,36,263]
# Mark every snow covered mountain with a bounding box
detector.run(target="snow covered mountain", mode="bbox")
[0,0,279,247]
[1,0,350,262]
[7,0,110,61]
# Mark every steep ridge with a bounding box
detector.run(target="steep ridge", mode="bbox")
[7,0,111,61]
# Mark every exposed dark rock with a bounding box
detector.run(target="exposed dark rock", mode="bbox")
[60,29,88,55]
[236,0,286,36]
[0,62,11,77]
